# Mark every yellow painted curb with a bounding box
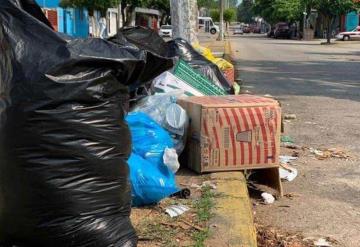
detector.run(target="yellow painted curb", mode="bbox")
[206,172,257,247]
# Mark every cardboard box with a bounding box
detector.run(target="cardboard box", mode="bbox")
[178,95,282,173]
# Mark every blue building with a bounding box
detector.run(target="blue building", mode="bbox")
[35,0,89,38]
[345,11,360,31]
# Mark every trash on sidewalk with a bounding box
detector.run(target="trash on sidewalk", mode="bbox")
[178,95,282,173]
[309,147,350,160]
[165,204,190,218]
[279,155,298,164]
[0,2,169,245]
[192,43,234,71]
[131,92,189,154]
[279,163,298,182]
[261,193,275,204]
[167,38,234,94]
[152,71,205,96]
[126,112,180,206]
[284,114,297,120]
[281,135,294,143]
[314,238,332,247]
[164,147,180,173]
[191,181,217,190]
[173,59,228,96]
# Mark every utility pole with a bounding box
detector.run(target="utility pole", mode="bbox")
[170,0,198,43]
[117,3,122,32]
[303,6,307,40]
[218,0,224,41]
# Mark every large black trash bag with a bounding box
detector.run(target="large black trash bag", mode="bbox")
[17,0,53,29]
[167,38,234,94]
[108,27,173,92]
[0,1,148,246]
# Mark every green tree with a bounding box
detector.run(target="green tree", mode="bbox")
[237,0,254,23]
[210,9,220,22]
[143,0,170,24]
[310,0,360,43]
[224,8,236,29]
[198,0,218,9]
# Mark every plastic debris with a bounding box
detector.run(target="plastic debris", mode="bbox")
[163,148,180,173]
[284,114,297,120]
[281,135,294,143]
[279,155,298,164]
[261,193,275,204]
[309,147,350,160]
[152,72,205,96]
[191,181,217,190]
[279,164,298,182]
[131,92,189,154]
[165,205,190,218]
[173,59,228,96]
[314,238,332,247]
[126,112,180,206]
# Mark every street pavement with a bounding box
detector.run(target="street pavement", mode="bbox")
[230,34,360,247]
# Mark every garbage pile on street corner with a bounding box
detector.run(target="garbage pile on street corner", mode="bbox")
[0,1,285,246]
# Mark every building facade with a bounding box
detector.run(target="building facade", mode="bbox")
[35,0,89,38]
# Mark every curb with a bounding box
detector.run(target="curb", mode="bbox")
[206,172,258,247]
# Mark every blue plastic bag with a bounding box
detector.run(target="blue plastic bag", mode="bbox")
[126,112,179,206]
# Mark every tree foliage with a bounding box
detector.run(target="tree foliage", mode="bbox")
[309,0,360,43]
[210,9,220,22]
[198,0,219,9]
[224,8,237,23]
[237,0,254,23]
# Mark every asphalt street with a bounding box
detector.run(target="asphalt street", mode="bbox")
[231,35,360,247]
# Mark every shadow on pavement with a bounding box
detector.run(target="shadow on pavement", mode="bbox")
[236,59,360,102]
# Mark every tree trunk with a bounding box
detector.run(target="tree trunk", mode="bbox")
[326,16,331,44]
[121,0,126,27]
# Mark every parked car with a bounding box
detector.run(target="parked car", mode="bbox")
[252,27,261,34]
[159,25,172,37]
[274,22,291,39]
[233,27,244,35]
[243,27,251,33]
[267,27,275,38]
[198,17,220,34]
[336,26,360,41]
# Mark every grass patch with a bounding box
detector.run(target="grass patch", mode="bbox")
[191,186,216,246]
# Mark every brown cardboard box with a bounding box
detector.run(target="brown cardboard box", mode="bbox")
[178,95,282,173]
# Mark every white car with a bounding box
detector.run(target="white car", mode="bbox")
[159,25,172,37]
[336,26,360,41]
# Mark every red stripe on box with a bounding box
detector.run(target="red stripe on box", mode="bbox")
[239,108,252,164]
[247,107,261,164]
[231,108,243,166]
[223,108,236,165]
[255,107,269,164]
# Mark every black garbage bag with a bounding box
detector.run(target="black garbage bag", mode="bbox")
[17,0,53,29]
[117,27,232,95]
[0,1,151,246]
[108,27,173,92]
[167,38,234,94]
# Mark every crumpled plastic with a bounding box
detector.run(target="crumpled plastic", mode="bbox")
[126,113,180,206]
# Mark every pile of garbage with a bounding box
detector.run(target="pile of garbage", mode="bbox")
[0,1,237,246]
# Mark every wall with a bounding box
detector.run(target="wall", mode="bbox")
[346,11,359,31]
[35,0,89,38]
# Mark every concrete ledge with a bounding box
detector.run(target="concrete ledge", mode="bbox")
[206,172,258,247]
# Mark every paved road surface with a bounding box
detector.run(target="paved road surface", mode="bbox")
[231,35,360,247]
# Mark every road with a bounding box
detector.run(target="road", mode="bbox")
[230,35,360,247]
